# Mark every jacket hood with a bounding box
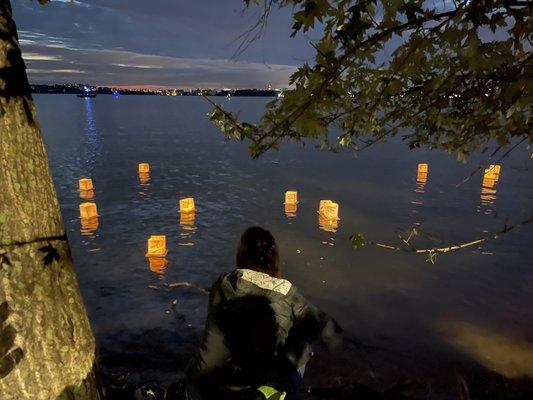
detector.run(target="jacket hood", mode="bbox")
[217,268,294,303]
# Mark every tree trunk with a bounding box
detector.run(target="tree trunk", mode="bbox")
[0,2,101,399]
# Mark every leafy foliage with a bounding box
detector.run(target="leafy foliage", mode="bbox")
[210,0,532,159]
[39,244,60,266]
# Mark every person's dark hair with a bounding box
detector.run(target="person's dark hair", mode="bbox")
[236,226,280,278]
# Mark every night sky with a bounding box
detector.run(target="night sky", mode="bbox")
[13,0,317,89]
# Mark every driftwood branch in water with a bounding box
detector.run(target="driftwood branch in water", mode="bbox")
[165,282,210,295]
[370,215,533,261]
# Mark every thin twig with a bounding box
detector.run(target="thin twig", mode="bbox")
[165,281,210,295]
[371,215,533,254]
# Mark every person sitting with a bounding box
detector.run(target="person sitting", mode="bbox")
[183,226,341,400]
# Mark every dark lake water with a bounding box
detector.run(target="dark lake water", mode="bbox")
[35,94,533,387]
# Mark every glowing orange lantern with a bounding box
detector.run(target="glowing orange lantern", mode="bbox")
[139,172,150,184]
[318,200,340,221]
[79,202,98,219]
[138,163,150,174]
[484,164,501,181]
[284,191,298,205]
[79,189,95,200]
[146,235,168,257]
[417,163,429,174]
[78,178,94,191]
[179,197,196,214]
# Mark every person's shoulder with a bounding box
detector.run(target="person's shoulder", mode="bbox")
[238,268,293,296]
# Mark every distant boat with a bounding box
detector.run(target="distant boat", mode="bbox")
[77,93,97,98]
[226,93,231,100]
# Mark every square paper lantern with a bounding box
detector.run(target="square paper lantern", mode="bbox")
[284,191,298,205]
[323,202,339,221]
[78,178,94,191]
[138,163,150,174]
[179,197,196,213]
[417,163,429,174]
[146,235,167,257]
[79,202,98,219]
[318,200,340,221]
[485,164,501,180]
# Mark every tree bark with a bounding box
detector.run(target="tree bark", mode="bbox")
[0,1,101,399]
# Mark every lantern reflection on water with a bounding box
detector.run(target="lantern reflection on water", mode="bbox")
[139,172,151,184]
[148,256,168,276]
[80,216,99,236]
[180,211,196,227]
[179,212,197,246]
[79,189,94,200]
[138,163,150,174]
[179,197,196,214]
[284,203,297,218]
[146,235,168,257]
[78,178,94,191]
[318,214,339,232]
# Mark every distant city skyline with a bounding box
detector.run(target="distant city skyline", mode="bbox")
[13,0,318,88]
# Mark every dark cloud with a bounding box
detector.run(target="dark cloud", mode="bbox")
[12,0,316,88]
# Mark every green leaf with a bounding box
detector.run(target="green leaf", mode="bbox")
[350,233,366,249]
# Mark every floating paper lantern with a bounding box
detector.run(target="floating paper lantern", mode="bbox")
[138,163,150,174]
[318,200,340,221]
[139,172,150,184]
[78,178,93,191]
[179,197,195,214]
[417,163,429,174]
[284,191,298,205]
[146,235,168,257]
[484,164,501,181]
[79,189,94,200]
[79,202,98,219]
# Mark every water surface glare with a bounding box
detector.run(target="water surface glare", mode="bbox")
[36,95,533,379]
